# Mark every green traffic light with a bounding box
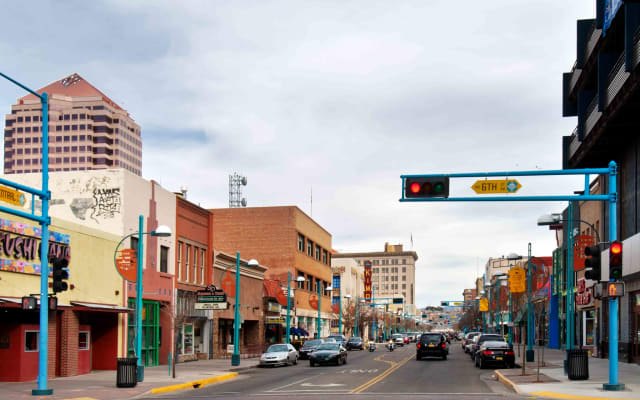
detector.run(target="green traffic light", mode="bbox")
[434,182,444,193]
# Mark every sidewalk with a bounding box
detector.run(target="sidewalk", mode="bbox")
[495,347,640,400]
[0,358,259,400]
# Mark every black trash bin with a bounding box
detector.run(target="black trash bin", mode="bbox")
[567,349,589,380]
[116,357,138,388]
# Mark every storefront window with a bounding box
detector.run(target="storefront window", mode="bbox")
[182,324,194,355]
[79,331,89,350]
[25,331,38,352]
[583,310,596,346]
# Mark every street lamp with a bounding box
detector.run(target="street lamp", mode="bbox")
[114,215,172,381]
[286,273,306,344]
[537,213,600,243]
[231,254,259,366]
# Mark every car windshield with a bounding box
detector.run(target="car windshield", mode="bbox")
[266,344,288,353]
[392,334,403,338]
[348,337,361,342]
[303,340,321,347]
[420,334,442,343]
[480,335,504,342]
[316,343,340,351]
[483,341,510,348]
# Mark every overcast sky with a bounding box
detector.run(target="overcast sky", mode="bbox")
[0,1,596,307]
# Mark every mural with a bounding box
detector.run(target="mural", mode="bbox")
[0,218,70,275]
[90,187,121,222]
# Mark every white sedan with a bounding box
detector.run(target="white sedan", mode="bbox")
[259,344,299,367]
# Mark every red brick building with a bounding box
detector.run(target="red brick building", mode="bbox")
[210,206,334,339]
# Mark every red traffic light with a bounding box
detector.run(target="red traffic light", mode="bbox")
[611,242,622,255]
[410,182,421,194]
[404,177,450,198]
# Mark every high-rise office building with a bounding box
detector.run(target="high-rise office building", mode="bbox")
[3,73,142,175]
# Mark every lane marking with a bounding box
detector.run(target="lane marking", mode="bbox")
[266,375,316,392]
[300,382,345,387]
[350,352,414,393]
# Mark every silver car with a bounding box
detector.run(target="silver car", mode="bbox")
[259,344,298,367]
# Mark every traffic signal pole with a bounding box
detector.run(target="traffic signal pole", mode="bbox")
[400,161,622,391]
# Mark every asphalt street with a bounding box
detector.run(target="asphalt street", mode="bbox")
[142,342,529,400]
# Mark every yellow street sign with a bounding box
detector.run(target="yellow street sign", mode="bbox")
[0,185,25,207]
[479,298,489,312]
[471,179,521,194]
[509,267,526,293]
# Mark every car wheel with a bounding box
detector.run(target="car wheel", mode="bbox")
[478,358,484,369]
[344,356,348,364]
[293,357,298,365]
[310,361,315,367]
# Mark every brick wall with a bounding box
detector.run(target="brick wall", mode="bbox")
[59,309,79,377]
[48,311,56,379]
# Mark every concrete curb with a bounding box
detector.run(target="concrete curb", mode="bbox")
[150,372,238,394]
[494,370,522,394]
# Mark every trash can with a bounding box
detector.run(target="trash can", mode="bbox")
[567,349,589,380]
[116,357,138,388]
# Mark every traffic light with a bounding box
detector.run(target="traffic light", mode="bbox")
[22,296,37,310]
[404,177,449,198]
[584,245,601,281]
[52,257,69,293]
[609,241,623,280]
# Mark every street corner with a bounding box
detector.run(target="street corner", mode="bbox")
[494,370,521,394]
[149,372,239,395]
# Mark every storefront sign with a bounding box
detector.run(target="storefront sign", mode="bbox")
[197,287,227,303]
[364,260,372,302]
[266,316,285,324]
[195,302,228,310]
[576,278,594,308]
[0,217,70,275]
[266,302,281,313]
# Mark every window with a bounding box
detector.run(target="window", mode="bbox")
[297,272,305,289]
[402,259,406,264]
[185,245,191,282]
[322,250,328,264]
[307,240,313,257]
[199,248,205,284]
[402,267,406,273]
[25,331,38,352]
[160,245,168,273]
[179,324,194,355]
[306,274,312,291]
[191,246,196,284]
[402,284,406,289]
[373,268,378,273]
[130,237,139,255]
[177,243,182,281]
[402,275,406,281]
[79,331,89,350]
[298,233,305,252]
[315,245,321,261]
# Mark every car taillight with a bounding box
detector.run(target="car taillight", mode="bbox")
[505,351,514,355]
[483,350,494,355]
[441,343,446,348]
[417,343,421,349]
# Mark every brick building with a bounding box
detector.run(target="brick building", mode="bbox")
[210,206,334,339]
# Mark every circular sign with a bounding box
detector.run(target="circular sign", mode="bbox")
[309,294,319,310]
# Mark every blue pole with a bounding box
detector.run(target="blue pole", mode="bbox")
[136,215,145,381]
[604,161,624,391]
[527,243,534,362]
[567,204,574,353]
[232,252,241,366]
[34,93,52,396]
[372,286,376,341]
[286,271,291,344]
[317,281,321,339]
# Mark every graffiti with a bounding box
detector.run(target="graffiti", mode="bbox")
[70,198,94,220]
[90,187,121,222]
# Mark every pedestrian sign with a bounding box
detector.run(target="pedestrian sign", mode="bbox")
[471,179,522,194]
[508,267,526,293]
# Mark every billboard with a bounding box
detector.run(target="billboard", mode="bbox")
[364,260,372,302]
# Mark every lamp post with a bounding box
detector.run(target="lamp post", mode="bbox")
[286,273,306,344]
[484,284,492,332]
[316,282,332,339]
[232,253,259,366]
[114,216,172,381]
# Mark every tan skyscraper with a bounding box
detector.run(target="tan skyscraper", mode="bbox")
[3,73,142,175]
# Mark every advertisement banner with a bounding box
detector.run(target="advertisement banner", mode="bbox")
[604,0,623,35]
[331,296,340,313]
[332,274,341,290]
[364,260,372,302]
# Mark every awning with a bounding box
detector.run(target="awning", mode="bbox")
[70,301,134,313]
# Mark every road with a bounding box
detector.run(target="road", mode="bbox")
[143,343,528,400]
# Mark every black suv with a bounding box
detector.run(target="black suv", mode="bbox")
[416,333,448,360]
[469,334,504,361]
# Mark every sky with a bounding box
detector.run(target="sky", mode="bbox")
[0,1,597,307]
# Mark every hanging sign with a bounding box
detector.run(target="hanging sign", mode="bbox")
[309,293,319,310]
[508,267,526,293]
[479,297,489,311]
[221,270,235,297]
[364,260,372,302]
[275,286,288,307]
[115,248,137,282]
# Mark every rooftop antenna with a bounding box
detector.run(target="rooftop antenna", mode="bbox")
[229,173,248,208]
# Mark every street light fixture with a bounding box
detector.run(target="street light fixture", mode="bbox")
[231,254,259,366]
[285,274,306,344]
[114,216,172,382]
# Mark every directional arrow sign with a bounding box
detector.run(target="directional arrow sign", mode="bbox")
[471,179,522,194]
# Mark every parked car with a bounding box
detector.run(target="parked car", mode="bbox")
[298,339,324,359]
[469,334,505,361]
[463,332,480,352]
[309,342,348,366]
[474,341,515,369]
[327,334,347,346]
[416,333,449,360]
[392,333,405,346]
[346,337,364,350]
[259,344,298,367]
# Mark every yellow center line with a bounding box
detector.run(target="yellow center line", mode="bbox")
[350,352,414,393]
